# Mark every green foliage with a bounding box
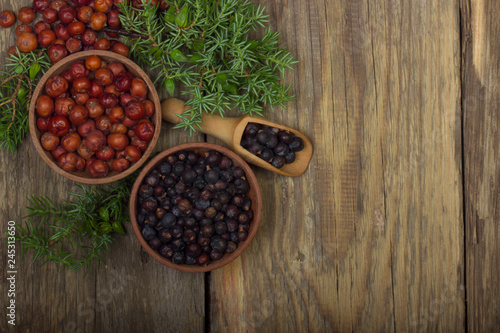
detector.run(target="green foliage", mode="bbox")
[118,0,297,134]
[15,177,134,276]
[0,50,50,153]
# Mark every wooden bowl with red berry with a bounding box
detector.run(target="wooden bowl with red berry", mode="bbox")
[29,50,161,184]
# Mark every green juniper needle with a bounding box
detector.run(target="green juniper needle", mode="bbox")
[0,50,50,152]
[15,177,134,275]
[117,0,297,135]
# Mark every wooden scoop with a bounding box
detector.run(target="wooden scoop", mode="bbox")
[161,98,313,177]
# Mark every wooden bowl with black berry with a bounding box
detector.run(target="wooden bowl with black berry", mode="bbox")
[129,143,263,272]
[29,50,161,184]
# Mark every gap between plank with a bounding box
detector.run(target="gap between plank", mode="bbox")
[459,0,470,331]
[204,272,211,332]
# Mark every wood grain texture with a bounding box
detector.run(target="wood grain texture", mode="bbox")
[209,0,465,332]
[461,0,500,331]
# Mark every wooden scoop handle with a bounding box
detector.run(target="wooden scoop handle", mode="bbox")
[161,98,242,147]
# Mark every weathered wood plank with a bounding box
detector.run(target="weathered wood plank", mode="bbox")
[461,0,500,331]
[0,1,205,332]
[209,0,465,332]
[379,1,465,331]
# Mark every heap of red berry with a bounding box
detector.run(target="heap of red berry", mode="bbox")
[1,0,169,63]
[36,54,156,177]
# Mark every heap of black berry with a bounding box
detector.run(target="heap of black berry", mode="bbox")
[241,123,304,168]
[136,149,254,266]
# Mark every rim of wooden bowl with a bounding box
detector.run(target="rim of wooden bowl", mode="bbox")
[29,50,162,184]
[129,142,263,273]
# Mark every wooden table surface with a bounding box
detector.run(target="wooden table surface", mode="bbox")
[1,0,499,332]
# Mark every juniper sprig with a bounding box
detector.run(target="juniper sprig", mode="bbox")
[118,0,297,134]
